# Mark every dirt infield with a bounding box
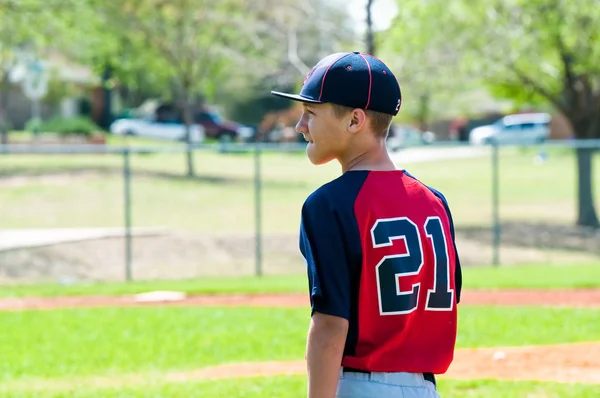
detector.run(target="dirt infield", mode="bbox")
[1,288,600,311]
[175,341,600,385]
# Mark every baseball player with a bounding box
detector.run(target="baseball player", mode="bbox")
[271,51,462,398]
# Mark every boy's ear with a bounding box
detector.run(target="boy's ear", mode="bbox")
[348,109,367,132]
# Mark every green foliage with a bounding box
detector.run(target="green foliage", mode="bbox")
[382,0,600,134]
[80,0,273,104]
[485,81,549,110]
[26,116,102,137]
[1,0,358,132]
[224,79,298,126]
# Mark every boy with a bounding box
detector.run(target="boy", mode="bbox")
[271,51,462,398]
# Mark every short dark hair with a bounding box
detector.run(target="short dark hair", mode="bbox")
[330,104,393,139]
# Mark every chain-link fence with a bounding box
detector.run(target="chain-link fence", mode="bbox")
[0,147,125,283]
[1,140,598,284]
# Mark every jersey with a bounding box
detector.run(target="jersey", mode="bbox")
[299,169,462,375]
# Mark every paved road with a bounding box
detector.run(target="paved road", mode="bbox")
[390,145,488,165]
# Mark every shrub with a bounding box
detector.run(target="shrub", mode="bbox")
[26,116,103,137]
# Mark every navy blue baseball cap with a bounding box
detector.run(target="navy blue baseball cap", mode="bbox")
[271,51,402,116]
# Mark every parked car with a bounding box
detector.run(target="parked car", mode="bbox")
[195,108,254,142]
[110,103,254,143]
[469,113,551,145]
[109,114,206,143]
[387,124,435,151]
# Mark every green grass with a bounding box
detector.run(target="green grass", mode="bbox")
[0,306,308,380]
[1,305,599,395]
[462,263,600,289]
[1,305,598,381]
[4,375,599,398]
[455,306,600,348]
[0,149,334,234]
[0,274,307,297]
[0,140,598,234]
[1,376,309,398]
[1,263,598,298]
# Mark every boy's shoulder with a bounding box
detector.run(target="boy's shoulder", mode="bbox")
[402,169,451,208]
[302,170,371,211]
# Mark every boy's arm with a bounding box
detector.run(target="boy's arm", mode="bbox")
[299,193,353,398]
[306,312,348,398]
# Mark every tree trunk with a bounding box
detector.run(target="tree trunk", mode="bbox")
[100,63,113,130]
[0,73,8,145]
[575,147,599,228]
[366,0,376,55]
[417,93,430,132]
[0,91,7,146]
[182,88,195,178]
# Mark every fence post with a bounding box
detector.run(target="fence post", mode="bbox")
[491,141,500,266]
[254,142,263,277]
[123,149,133,281]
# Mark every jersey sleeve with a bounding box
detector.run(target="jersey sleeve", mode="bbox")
[445,204,462,304]
[299,192,351,320]
[429,188,463,304]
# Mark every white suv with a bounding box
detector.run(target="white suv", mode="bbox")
[469,113,551,145]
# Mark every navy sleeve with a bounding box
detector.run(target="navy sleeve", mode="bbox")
[428,188,463,304]
[299,191,351,320]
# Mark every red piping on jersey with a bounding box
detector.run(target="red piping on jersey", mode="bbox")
[319,53,352,101]
[358,54,372,109]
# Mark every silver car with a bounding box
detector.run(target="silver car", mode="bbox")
[469,113,551,145]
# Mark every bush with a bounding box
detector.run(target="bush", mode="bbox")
[26,116,103,137]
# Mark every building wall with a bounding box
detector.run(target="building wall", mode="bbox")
[3,85,56,130]
[549,112,575,140]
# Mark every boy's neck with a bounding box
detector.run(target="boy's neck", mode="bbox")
[339,142,397,173]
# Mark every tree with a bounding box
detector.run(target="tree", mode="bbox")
[366,0,375,55]
[0,0,105,141]
[379,1,494,132]
[217,0,358,128]
[254,0,357,79]
[385,0,600,228]
[86,0,270,177]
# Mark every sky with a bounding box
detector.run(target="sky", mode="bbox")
[344,0,399,32]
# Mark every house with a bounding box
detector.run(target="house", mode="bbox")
[3,52,98,130]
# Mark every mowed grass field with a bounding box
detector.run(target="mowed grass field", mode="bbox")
[1,264,600,397]
[1,137,599,396]
[1,139,598,234]
[2,262,600,297]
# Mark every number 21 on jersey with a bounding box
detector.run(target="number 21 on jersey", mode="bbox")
[371,216,454,315]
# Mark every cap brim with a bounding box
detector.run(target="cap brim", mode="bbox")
[270,91,322,103]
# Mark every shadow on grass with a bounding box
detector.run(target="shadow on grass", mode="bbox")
[0,165,312,189]
[457,221,600,255]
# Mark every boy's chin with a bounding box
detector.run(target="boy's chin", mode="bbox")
[307,148,335,166]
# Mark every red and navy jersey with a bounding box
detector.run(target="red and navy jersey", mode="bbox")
[299,170,462,375]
